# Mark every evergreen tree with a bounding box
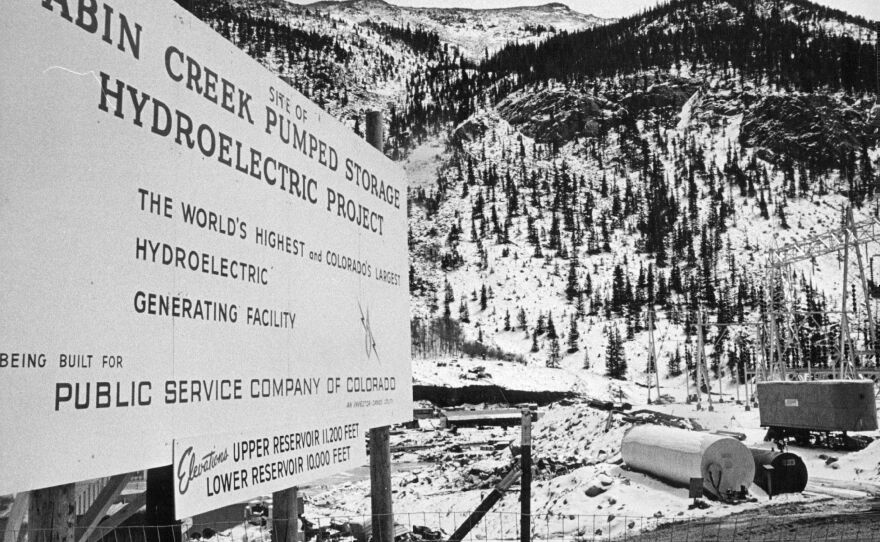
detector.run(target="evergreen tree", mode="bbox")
[567,314,580,352]
[547,337,561,368]
[605,326,628,380]
[668,348,683,377]
[611,265,627,313]
[546,312,557,340]
[575,294,586,320]
[517,308,528,332]
[565,241,580,301]
[503,309,511,331]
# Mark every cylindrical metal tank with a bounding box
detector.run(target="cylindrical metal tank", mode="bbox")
[621,425,755,498]
[749,448,808,494]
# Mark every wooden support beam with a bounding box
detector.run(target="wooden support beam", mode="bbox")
[2,493,29,542]
[447,467,521,542]
[29,484,76,542]
[84,493,146,542]
[76,474,132,542]
[272,488,300,542]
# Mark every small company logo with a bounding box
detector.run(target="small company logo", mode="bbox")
[358,300,380,363]
[176,446,229,495]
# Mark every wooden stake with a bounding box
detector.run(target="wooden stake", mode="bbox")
[520,410,532,542]
[29,484,75,542]
[272,488,300,542]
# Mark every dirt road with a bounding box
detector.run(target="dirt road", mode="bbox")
[621,497,880,541]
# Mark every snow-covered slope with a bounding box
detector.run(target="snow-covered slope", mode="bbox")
[296,0,606,59]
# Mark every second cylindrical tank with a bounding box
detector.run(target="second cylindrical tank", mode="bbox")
[749,448,808,494]
[621,425,755,498]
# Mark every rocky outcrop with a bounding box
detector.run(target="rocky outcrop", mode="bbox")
[739,93,873,169]
[620,78,702,116]
[497,88,624,143]
[451,116,490,144]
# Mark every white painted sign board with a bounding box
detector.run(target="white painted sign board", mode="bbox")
[0,0,410,517]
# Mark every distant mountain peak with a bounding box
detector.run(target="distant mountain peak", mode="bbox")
[299,0,584,16]
[303,0,393,10]
[537,2,572,10]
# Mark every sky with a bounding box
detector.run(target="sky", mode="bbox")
[289,0,880,21]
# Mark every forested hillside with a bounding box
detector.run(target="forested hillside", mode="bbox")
[187,0,880,394]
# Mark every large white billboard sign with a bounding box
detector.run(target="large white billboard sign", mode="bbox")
[0,0,410,514]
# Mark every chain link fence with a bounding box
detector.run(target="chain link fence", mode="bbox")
[10,510,880,542]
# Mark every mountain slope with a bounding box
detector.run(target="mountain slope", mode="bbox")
[405,0,880,390]
[296,0,606,59]
[187,0,880,393]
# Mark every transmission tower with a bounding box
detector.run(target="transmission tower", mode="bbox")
[765,208,880,381]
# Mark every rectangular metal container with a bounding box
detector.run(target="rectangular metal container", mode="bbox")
[756,381,878,432]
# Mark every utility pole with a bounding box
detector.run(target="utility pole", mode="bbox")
[766,250,778,381]
[695,310,704,409]
[841,209,851,379]
[850,207,878,367]
[648,310,661,402]
[684,357,692,404]
[697,309,713,411]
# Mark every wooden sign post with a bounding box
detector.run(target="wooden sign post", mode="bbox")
[272,488,301,542]
[366,111,394,542]
[145,467,178,542]
[28,484,75,542]
[520,410,532,542]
